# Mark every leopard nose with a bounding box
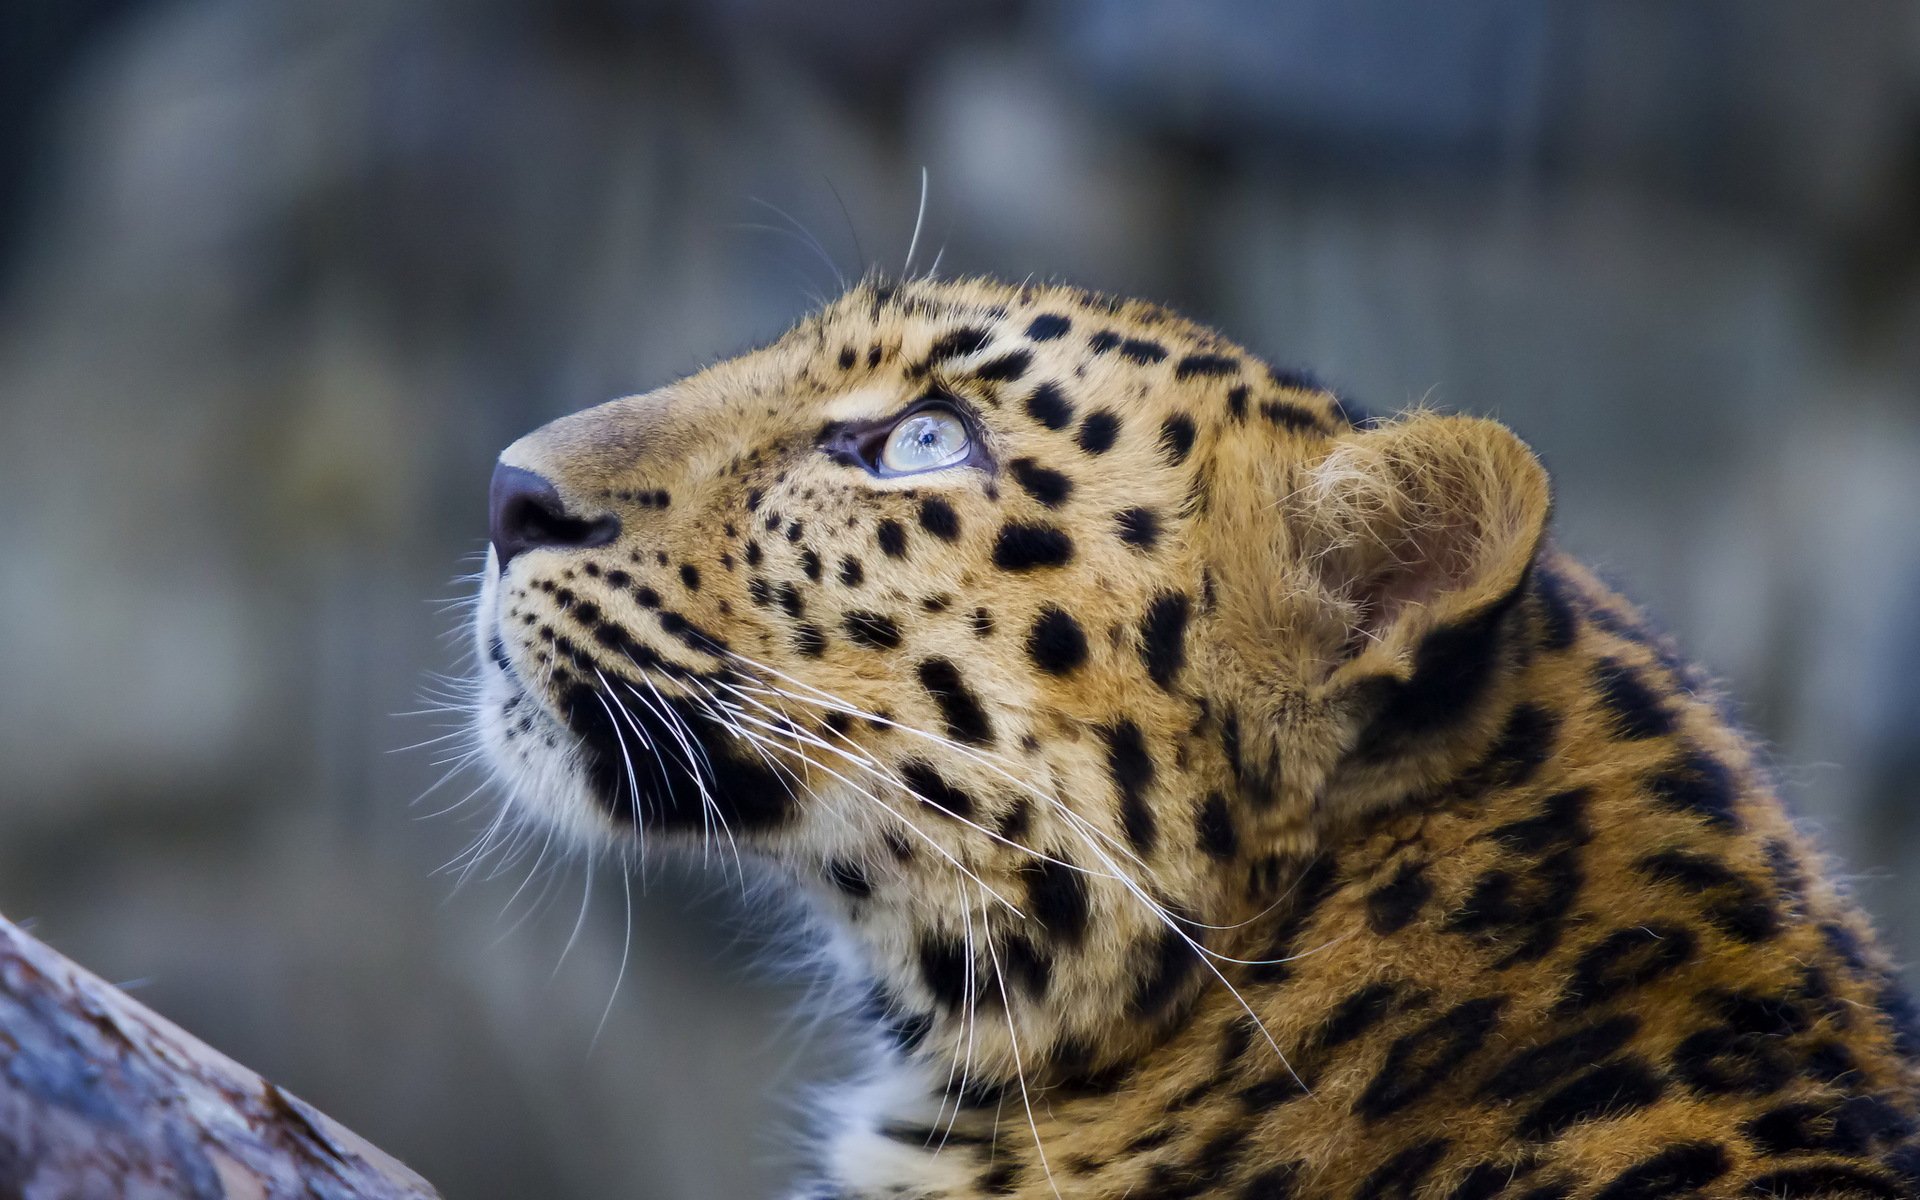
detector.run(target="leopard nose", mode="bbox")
[489,463,620,571]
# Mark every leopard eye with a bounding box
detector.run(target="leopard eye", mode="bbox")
[879,405,971,475]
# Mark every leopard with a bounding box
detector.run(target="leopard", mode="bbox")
[468,275,1920,1199]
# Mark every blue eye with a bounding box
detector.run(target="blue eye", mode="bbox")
[880,407,971,474]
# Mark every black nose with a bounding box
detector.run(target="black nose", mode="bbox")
[489,463,620,571]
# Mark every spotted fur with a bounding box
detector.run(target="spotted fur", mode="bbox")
[471,277,1920,1199]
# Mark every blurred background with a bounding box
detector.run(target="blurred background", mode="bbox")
[3,2,1919,1196]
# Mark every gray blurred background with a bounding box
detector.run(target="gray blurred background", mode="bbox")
[3,2,1919,1197]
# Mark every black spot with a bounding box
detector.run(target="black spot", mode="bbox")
[1349,582,1525,760]
[918,497,960,541]
[864,989,932,1053]
[1237,1070,1308,1112]
[1116,506,1161,551]
[1366,861,1433,935]
[1119,337,1167,365]
[1592,1143,1728,1200]
[1487,788,1589,855]
[1226,385,1250,421]
[1076,410,1121,454]
[877,519,908,558]
[1197,792,1237,860]
[1138,592,1191,689]
[1558,924,1695,1012]
[1446,1161,1540,1200]
[1188,1128,1252,1188]
[1743,1099,1902,1157]
[992,522,1075,571]
[1480,1015,1640,1101]
[1801,1039,1861,1086]
[772,581,804,619]
[1024,856,1090,944]
[1129,928,1196,1019]
[1713,988,1810,1036]
[1592,658,1674,739]
[1822,919,1874,975]
[1025,314,1071,341]
[1158,415,1197,464]
[837,346,856,369]
[1741,1166,1900,1200]
[1329,393,1375,426]
[679,563,701,591]
[1087,330,1120,354]
[928,327,990,362]
[656,610,728,655]
[1009,458,1073,507]
[1474,703,1560,790]
[744,541,762,567]
[1672,1025,1792,1097]
[793,623,827,657]
[798,550,821,582]
[1175,353,1238,380]
[1260,400,1322,433]
[843,611,902,650]
[1355,997,1505,1121]
[1443,846,1583,965]
[1534,569,1579,651]
[1635,850,1777,942]
[974,350,1031,382]
[995,799,1032,842]
[917,658,994,746]
[838,556,864,586]
[1355,1138,1449,1200]
[918,936,972,1012]
[1320,982,1403,1049]
[826,860,872,898]
[900,760,976,821]
[1027,607,1089,675]
[1879,980,1920,1059]
[1002,934,1052,998]
[970,607,995,638]
[1644,746,1739,830]
[1238,1163,1301,1199]
[1025,382,1074,430]
[1103,720,1157,851]
[1516,1058,1665,1140]
[1889,1140,1920,1190]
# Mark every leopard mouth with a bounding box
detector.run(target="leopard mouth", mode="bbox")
[547,671,798,834]
[478,600,797,841]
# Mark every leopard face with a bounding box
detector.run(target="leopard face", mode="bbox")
[472,276,1549,1085]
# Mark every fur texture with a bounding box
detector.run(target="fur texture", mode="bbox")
[471,277,1920,1198]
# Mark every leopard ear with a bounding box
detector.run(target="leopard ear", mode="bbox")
[1282,412,1550,683]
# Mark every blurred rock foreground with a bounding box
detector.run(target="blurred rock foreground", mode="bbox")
[1,3,1917,1197]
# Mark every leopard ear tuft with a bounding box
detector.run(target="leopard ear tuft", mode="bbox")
[1286,413,1550,676]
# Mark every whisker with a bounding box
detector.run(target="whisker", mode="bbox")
[976,883,1061,1200]
[554,855,596,977]
[904,167,930,279]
